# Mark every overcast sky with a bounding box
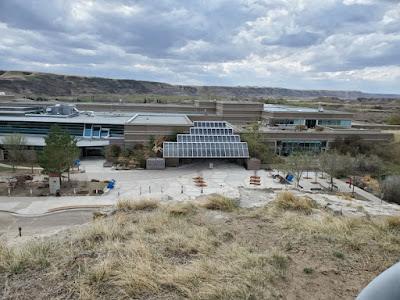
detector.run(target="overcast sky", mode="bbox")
[0,0,399,93]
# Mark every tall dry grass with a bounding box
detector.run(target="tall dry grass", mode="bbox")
[203,195,239,212]
[275,191,317,214]
[116,198,159,211]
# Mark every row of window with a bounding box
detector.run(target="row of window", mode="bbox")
[317,120,351,126]
[83,124,110,138]
[0,121,124,138]
[271,119,352,127]
[276,141,327,155]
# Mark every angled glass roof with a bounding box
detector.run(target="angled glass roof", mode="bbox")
[163,142,249,158]
[193,121,230,128]
[190,127,234,135]
[177,134,241,143]
[163,121,249,159]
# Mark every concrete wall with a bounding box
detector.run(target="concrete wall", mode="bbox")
[217,102,263,123]
[124,124,191,146]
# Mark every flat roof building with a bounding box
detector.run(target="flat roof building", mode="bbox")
[0,101,394,159]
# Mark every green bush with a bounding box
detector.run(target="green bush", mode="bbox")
[387,114,400,125]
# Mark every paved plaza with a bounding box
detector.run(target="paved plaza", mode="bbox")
[1,159,400,243]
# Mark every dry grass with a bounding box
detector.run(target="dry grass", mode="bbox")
[0,240,53,274]
[386,215,400,230]
[116,198,159,211]
[2,201,400,299]
[275,191,317,214]
[282,211,400,253]
[166,202,197,217]
[337,192,354,201]
[203,195,239,212]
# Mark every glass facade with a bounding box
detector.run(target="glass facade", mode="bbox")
[272,119,304,126]
[317,119,351,127]
[0,121,124,138]
[277,140,327,155]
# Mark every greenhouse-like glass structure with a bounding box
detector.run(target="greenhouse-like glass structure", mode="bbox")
[163,121,249,158]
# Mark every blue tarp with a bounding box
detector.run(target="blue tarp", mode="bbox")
[107,179,116,189]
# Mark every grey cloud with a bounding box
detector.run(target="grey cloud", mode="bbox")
[0,0,399,93]
[262,31,322,47]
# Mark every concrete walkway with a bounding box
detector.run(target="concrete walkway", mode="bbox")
[0,162,42,171]
[0,160,397,217]
[318,175,383,203]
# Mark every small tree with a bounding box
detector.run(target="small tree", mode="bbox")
[105,144,121,163]
[24,150,37,174]
[242,122,274,164]
[2,134,27,171]
[39,125,80,183]
[353,154,384,176]
[284,153,312,188]
[319,151,353,191]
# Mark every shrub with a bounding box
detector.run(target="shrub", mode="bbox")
[275,191,317,214]
[303,267,314,274]
[386,114,400,125]
[203,195,239,212]
[104,144,121,162]
[382,176,400,204]
[270,253,289,277]
[333,251,345,259]
[117,198,159,212]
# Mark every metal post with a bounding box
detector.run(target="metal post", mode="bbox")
[149,185,151,194]
[18,227,22,237]
[181,185,183,194]
[139,186,142,195]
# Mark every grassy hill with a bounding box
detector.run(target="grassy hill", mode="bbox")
[1,195,400,299]
[1,70,399,100]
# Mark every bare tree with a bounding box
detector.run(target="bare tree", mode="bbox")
[2,134,27,171]
[24,150,37,174]
[319,151,353,191]
[285,153,312,188]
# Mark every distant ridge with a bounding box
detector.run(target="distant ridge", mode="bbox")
[0,70,399,100]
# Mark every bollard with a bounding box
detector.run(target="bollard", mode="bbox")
[149,186,151,194]
[18,227,22,237]
[73,188,76,194]
[30,188,33,196]
[201,187,203,194]
[139,186,142,195]
[161,186,163,193]
[181,185,184,194]
[8,187,11,196]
